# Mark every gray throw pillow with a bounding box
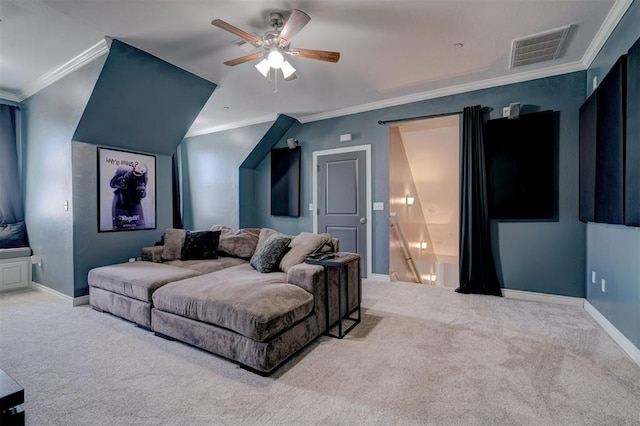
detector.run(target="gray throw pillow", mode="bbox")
[161,228,187,261]
[211,225,260,259]
[279,232,333,272]
[253,228,278,254]
[250,233,291,273]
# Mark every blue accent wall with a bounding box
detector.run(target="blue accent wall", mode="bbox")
[22,54,107,297]
[587,224,640,347]
[71,142,172,297]
[180,121,271,230]
[73,39,217,155]
[238,73,586,295]
[238,115,298,228]
[585,0,640,347]
[21,39,217,298]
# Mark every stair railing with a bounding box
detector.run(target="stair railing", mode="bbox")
[389,215,422,284]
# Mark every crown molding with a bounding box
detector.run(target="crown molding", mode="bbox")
[16,0,627,132]
[581,0,634,68]
[17,39,109,101]
[297,61,585,124]
[0,90,20,103]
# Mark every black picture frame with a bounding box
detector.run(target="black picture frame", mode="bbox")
[97,147,157,232]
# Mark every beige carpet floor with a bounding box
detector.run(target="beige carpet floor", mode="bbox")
[1,280,639,425]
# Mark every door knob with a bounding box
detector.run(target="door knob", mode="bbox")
[360,217,367,224]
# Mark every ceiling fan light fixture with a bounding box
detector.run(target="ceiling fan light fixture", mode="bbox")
[281,61,296,79]
[267,48,284,69]
[255,59,270,76]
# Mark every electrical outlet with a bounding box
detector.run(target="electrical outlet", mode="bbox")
[591,271,596,284]
[601,278,606,293]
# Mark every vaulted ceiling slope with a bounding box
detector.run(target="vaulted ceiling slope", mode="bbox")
[74,39,217,155]
[0,0,633,136]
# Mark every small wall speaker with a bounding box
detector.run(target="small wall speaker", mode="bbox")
[286,138,299,149]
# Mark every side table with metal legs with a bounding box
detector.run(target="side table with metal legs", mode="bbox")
[306,252,361,338]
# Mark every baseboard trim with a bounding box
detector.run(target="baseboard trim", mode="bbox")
[584,301,640,368]
[32,282,90,307]
[369,273,391,282]
[502,289,585,307]
[73,295,90,306]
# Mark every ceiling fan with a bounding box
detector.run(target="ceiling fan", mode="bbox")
[212,9,340,81]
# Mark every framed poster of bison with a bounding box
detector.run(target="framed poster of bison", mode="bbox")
[97,147,156,232]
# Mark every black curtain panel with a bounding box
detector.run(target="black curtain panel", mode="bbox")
[171,152,182,229]
[0,104,24,225]
[457,106,502,296]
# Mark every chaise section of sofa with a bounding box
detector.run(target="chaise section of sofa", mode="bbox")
[88,262,203,328]
[151,262,328,373]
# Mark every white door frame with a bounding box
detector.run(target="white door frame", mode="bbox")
[312,144,372,278]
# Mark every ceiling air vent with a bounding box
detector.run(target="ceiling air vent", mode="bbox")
[510,25,571,68]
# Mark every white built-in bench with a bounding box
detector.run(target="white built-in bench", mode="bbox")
[0,247,31,292]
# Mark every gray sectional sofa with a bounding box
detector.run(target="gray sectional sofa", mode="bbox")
[89,226,357,374]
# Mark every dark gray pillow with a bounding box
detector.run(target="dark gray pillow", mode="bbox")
[250,233,291,273]
[0,221,27,248]
[181,230,221,260]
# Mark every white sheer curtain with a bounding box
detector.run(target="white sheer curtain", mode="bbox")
[0,104,23,224]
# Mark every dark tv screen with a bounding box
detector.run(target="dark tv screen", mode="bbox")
[271,147,300,217]
[484,110,556,220]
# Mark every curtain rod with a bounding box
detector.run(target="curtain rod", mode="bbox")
[377,106,490,125]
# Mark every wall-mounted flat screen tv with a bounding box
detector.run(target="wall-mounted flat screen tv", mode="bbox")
[483,110,556,220]
[271,146,301,217]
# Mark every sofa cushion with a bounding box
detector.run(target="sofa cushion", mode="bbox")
[88,262,202,302]
[0,246,31,260]
[161,228,187,261]
[152,264,313,342]
[0,221,27,248]
[210,226,260,259]
[181,230,221,260]
[250,232,291,273]
[252,228,278,253]
[279,232,333,272]
[164,256,247,274]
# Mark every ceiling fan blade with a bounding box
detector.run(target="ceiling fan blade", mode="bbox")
[212,19,262,46]
[291,48,340,63]
[277,9,310,47]
[223,52,264,66]
[284,73,297,81]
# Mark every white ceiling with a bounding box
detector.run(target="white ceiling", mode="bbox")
[0,0,629,136]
